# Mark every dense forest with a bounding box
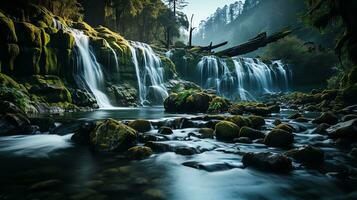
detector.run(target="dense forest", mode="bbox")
[1,0,357,200]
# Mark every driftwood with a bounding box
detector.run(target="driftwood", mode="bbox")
[215,28,294,57]
[200,41,229,52]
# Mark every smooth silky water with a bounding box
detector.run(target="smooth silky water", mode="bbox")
[0,107,353,200]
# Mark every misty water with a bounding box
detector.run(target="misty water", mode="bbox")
[0,108,355,200]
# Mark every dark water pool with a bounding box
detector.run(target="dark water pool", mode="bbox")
[0,108,356,200]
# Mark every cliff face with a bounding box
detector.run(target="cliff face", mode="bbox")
[0,4,177,112]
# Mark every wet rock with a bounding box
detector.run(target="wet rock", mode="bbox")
[71,121,96,144]
[29,117,55,132]
[275,123,294,133]
[294,117,310,123]
[207,96,230,113]
[234,137,252,144]
[214,121,240,141]
[164,90,211,113]
[340,104,357,114]
[328,119,357,141]
[182,161,239,172]
[143,189,165,200]
[158,126,173,135]
[0,101,32,135]
[286,145,324,166]
[198,128,215,139]
[204,120,219,129]
[28,179,62,191]
[126,146,153,160]
[128,119,152,133]
[349,148,357,158]
[312,123,330,135]
[248,115,265,128]
[239,126,265,140]
[312,112,338,125]
[175,117,195,129]
[288,113,302,119]
[342,114,357,122]
[90,119,137,152]
[71,89,98,108]
[264,129,294,147]
[138,133,168,143]
[145,141,200,155]
[273,119,282,126]
[226,115,251,127]
[244,106,271,116]
[242,152,292,172]
[268,104,280,113]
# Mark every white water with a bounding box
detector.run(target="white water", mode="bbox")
[197,56,290,100]
[130,42,169,105]
[70,29,114,108]
[52,18,114,108]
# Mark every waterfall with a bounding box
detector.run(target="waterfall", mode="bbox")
[129,42,169,105]
[196,56,290,101]
[70,29,114,108]
[52,18,113,108]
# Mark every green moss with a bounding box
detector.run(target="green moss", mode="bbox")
[15,47,42,76]
[15,22,42,47]
[175,89,195,106]
[0,86,33,113]
[0,44,20,73]
[48,30,75,49]
[0,73,24,90]
[0,13,17,43]
[208,96,229,113]
[41,47,58,74]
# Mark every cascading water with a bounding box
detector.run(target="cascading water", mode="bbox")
[70,30,113,108]
[129,42,169,105]
[52,18,113,108]
[196,55,290,101]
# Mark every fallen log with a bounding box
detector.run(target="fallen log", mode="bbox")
[200,41,228,52]
[215,28,294,57]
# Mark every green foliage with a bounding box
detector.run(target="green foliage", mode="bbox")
[175,89,194,106]
[0,86,31,112]
[263,35,338,86]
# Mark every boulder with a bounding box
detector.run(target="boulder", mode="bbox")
[128,119,151,133]
[264,129,294,147]
[214,121,240,141]
[328,119,357,141]
[0,101,32,135]
[226,115,250,127]
[242,152,292,172]
[126,146,153,160]
[288,113,302,119]
[164,90,211,113]
[233,137,252,144]
[158,126,173,135]
[294,117,310,123]
[275,123,294,133]
[90,119,137,152]
[248,115,265,128]
[312,123,330,135]
[239,126,265,140]
[198,128,215,139]
[312,112,338,125]
[273,119,282,126]
[70,121,97,144]
[15,22,42,47]
[286,146,324,166]
[30,117,55,132]
[342,114,357,122]
[207,97,229,113]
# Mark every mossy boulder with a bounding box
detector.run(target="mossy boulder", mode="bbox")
[126,146,153,160]
[328,119,357,141]
[128,119,152,133]
[264,129,294,147]
[275,123,294,133]
[26,75,72,103]
[248,115,265,128]
[15,22,42,47]
[0,13,17,43]
[164,90,211,113]
[0,86,35,113]
[239,126,265,140]
[312,112,338,125]
[198,128,215,139]
[208,97,229,113]
[214,120,240,141]
[226,115,251,127]
[90,119,137,152]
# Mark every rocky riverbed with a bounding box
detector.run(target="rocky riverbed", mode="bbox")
[1,94,357,200]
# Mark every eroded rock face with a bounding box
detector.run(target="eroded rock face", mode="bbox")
[215,121,240,141]
[90,119,137,152]
[242,152,292,172]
